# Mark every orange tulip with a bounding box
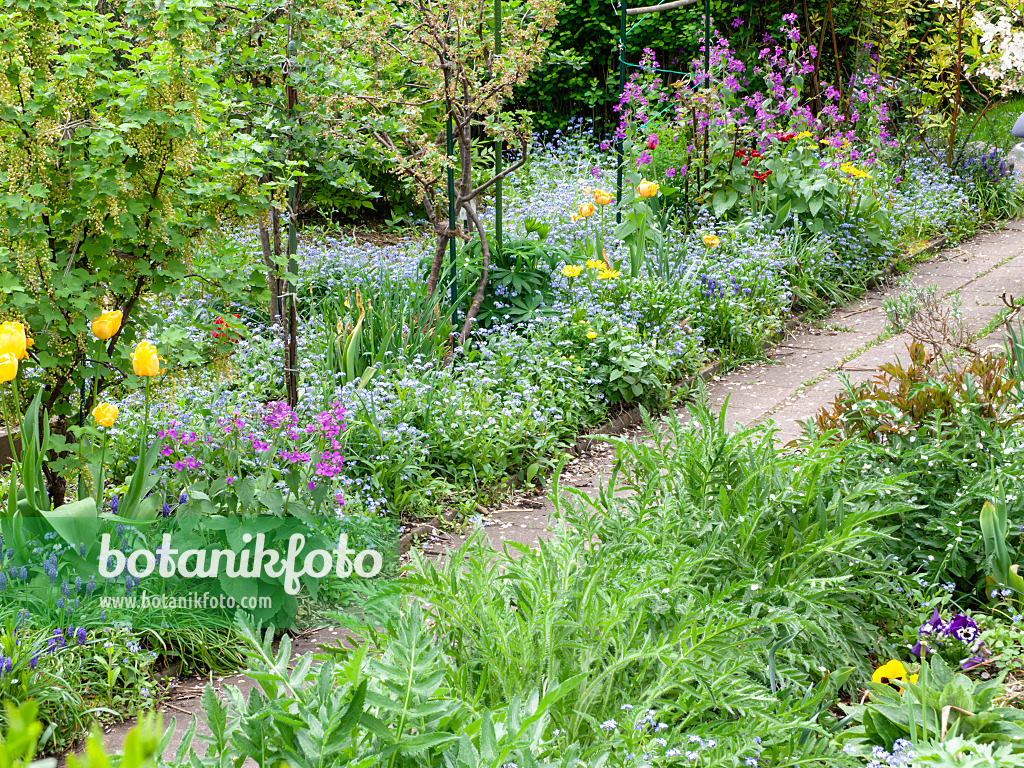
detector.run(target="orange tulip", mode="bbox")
[91,310,123,341]
[577,202,595,219]
[702,235,721,248]
[594,190,614,206]
[0,321,27,360]
[0,352,16,382]
[637,180,660,198]
[131,341,160,377]
[92,402,118,428]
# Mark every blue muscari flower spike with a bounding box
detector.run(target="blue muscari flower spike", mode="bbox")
[110,496,119,514]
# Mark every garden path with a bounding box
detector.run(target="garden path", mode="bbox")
[436,220,1024,554]
[82,220,1024,763]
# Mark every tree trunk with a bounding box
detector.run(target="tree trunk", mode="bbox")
[259,212,284,327]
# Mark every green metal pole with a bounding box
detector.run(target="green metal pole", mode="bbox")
[616,0,626,224]
[494,0,502,257]
[703,0,710,79]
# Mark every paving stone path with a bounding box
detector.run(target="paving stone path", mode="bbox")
[85,220,1024,761]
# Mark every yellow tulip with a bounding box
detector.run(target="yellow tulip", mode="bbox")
[131,341,160,377]
[577,202,595,219]
[0,352,16,382]
[0,321,27,360]
[91,309,123,341]
[586,330,597,339]
[702,235,721,248]
[637,180,660,198]
[871,659,907,685]
[92,402,118,428]
[594,190,614,206]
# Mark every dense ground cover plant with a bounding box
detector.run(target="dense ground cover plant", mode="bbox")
[810,341,1024,589]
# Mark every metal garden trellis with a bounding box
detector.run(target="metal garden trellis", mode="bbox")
[443,0,712,300]
[616,0,711,222]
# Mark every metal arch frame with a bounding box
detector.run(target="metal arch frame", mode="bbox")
[615,0,711,223]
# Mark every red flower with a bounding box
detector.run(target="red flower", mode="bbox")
[741,158,749,166]
[734,149,747,158]
[752,170,772,182]
[212,314,241,344]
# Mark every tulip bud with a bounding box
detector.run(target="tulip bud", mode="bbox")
[0,352,17,383]
[131,341,160,377]
[92,402,118,428]
[91,310,123,341]
[0,322,27,360]
[646,134,658,151]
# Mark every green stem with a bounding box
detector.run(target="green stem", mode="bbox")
[98,433,108,508]
[1,390,19,471]
[139,377,151,464]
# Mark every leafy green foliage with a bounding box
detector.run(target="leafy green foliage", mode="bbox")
[180,615,595,768]
[321,275,456,391]
[459,236,569,326]
[395,395,910,761]
[0,0,263,498]
[911,737,1024,767]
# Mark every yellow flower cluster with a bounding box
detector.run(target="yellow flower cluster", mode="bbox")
[562,264,584,278]
[586,259,604,270]
[840,162,872,180]
[796,131,813,139]
[597,267,619,280]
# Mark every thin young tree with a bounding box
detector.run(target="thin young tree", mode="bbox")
[344,0,561,343]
